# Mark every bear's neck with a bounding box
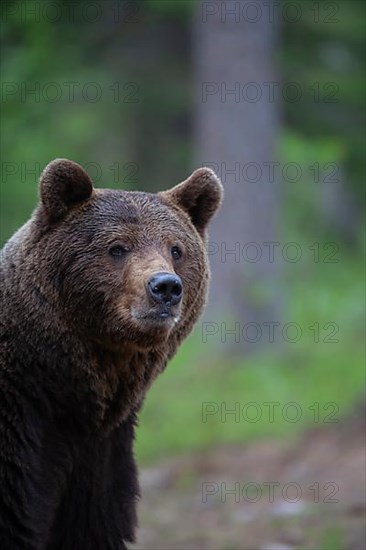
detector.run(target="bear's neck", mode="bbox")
[86,343,168,431]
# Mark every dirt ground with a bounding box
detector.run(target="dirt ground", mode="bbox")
[134,404,366,550]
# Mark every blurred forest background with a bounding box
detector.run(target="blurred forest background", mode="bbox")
[1,1,365,549]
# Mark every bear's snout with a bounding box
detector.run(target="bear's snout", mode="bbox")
[147,272,183,307]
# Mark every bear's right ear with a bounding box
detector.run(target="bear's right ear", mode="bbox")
[39,159,93,221]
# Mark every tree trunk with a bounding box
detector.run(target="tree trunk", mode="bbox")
[193,0,282,354]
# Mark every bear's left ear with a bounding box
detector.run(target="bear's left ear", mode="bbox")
[161,168,223,237]
[39,159,93,221]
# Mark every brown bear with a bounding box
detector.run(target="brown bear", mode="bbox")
[0,159,223,549]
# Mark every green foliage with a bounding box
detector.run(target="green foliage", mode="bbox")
[282,0,366,198]
[319,526,345,550]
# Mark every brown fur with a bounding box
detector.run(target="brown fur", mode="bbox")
[0,159,223,549]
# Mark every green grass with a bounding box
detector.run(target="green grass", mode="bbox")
[136,254,364,463]
[319,526,345,550]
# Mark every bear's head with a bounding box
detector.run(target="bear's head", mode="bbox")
[28,159,223,354]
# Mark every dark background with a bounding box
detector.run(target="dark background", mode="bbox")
[1,1,365,548]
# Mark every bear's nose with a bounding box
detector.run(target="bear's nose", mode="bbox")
[147,272,183,306]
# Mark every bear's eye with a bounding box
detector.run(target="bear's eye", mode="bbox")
[109,244,130,258]
[171,245,182,261]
